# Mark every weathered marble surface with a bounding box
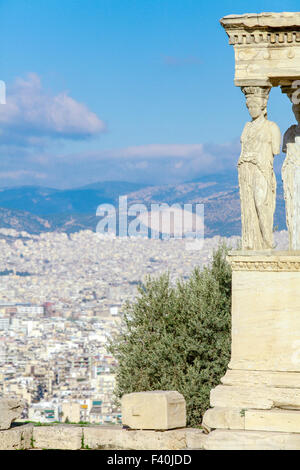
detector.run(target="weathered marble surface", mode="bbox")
[228,252,300,371]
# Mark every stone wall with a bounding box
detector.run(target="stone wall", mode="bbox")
[0,424,205,450]
[5,423,300,450]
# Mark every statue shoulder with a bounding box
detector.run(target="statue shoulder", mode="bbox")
[268,120,281,133]
[284,124,297,137]
[241,122,251,140]
[267,120,281,155]
[268,120,281,140]
[283,125,297,153]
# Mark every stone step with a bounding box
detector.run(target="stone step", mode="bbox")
[202,429,300,450]
[245,409,300,433]
[222,369,300,388]
[203,406,300,434]
[211,384,300,409]
[202,407,245,430]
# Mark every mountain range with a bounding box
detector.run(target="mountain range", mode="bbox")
[0,173,287,237]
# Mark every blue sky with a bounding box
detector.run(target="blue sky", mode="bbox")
[0,0,299,188]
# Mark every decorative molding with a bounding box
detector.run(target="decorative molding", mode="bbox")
[241,86,271,98]
[281,85,295,98]
[227,31,300,46]
[230,259,300,272]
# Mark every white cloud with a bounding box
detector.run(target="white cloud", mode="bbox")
[0,170,47,180]
[111,144,205,158]
[0,137,240,188]
[59,140,239,174]
[0,73,106,146]
[37,139,239,186]
[62,143,206,161]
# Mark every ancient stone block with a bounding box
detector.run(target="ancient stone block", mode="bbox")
[83,426,188,450]
[185,428,206,449]
[201,429,300,450]
[121,391,186,430]
[83,426,123,449]
[221,369,300,388]
[0,424,33,450]
[245,409,300,433]
[202,407,245,430]
[0,399,23,430]
[32,425,83,450]
[119,429,187,450]
[210,385,300,410]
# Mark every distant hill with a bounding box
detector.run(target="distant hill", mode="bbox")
[125,172,286,237]
[79,181,147,194]
[0,174,287,237]
[0,181,147,216]
[0,207,52,234]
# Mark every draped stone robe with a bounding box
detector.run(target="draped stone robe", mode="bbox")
[238,115,281,250]
[282,128,300,250]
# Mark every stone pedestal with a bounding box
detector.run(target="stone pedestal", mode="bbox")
[202,251,300,449]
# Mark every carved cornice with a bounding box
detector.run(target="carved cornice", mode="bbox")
[220,12,300,87]
[220,12,300,29]
[221,13,300,45]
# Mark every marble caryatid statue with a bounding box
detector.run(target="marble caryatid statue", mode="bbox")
[282,103,300,250]
[283,103,300,153]
[238,86,281,250]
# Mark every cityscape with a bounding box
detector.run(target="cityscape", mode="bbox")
[0,226,262,425]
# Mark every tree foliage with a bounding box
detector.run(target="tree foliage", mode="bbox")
[109,244,232,427]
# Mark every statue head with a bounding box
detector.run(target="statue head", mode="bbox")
[241,86,271,120]
[292,103,300,125]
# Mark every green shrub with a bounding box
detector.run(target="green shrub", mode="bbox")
[109,244,232,427]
